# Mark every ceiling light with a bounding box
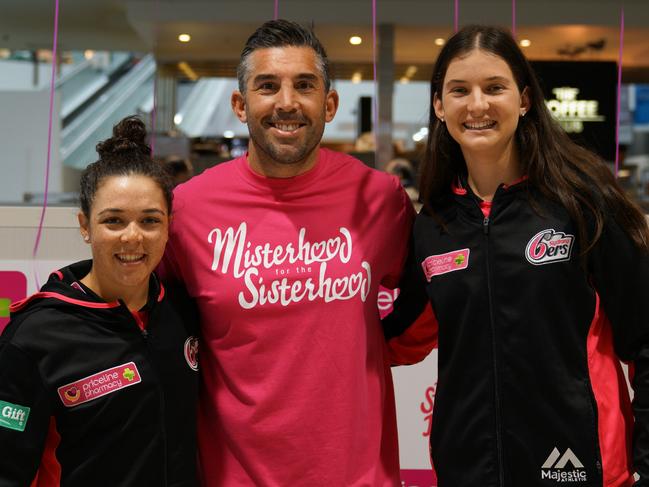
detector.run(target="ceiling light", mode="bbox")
[84,50,95,60]
[405,65,418,77]
[351,72,362,84]
[223,130,235,139]
[178,61,198,81]
[400,77,410,84]
[520,39,531,47]
[412,132,424,142]
[178,34,191,43]
[412,127,429,142]
[349,36,362,46]
[435,38,445,46]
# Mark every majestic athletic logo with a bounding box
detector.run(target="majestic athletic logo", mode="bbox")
[57,362,142,408]
[184,336,199,371]
[525,229,574,265]
[421,249,470,281]
[0,400,30,432]
[541,447,587,483]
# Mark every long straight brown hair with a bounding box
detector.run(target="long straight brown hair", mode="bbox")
[420,25,649,255]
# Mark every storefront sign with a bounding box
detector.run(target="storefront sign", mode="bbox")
[533,61,616,161]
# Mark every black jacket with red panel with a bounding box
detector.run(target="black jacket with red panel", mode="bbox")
[384,178,649,487]
[0,260,199,487]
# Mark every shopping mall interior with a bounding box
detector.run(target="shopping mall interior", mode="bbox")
[2,0,649,208]
[1,4,649,483]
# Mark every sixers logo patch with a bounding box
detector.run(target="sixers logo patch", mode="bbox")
[525,229,574,265]
[184,337,199,371]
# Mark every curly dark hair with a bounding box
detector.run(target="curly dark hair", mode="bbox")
[79,116,173,217]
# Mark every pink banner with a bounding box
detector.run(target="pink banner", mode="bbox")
[0,271,27,332]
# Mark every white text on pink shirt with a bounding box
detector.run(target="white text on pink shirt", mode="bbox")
[208,223,371,309]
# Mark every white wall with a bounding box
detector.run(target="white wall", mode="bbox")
[0,60,76,91]
[0,206,89,333]
[0,91,62,203]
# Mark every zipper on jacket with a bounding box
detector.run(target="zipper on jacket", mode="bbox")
[142,307,169,486]
[121,300,169,485]
[482,213,506,486]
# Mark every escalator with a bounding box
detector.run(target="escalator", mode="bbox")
[174,78,240,137]
[58,52,132,124]
[60,54,156,169]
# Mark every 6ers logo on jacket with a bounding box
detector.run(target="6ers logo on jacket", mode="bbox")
[525,229,575,265]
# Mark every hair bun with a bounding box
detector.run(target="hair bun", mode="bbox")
[96,116,150,158]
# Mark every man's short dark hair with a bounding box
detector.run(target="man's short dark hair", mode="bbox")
[236,19,331,93]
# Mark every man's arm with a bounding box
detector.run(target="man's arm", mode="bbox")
[386,302,438,365]
[383,233,438,365]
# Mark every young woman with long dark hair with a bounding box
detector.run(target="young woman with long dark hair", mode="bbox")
[385,25,649,487]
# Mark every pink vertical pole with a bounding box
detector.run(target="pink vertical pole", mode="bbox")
[614,8,624,176]
[150,0,160,156]
[151,76,158,156]
[33,0,61,288]
[372,0,378,150]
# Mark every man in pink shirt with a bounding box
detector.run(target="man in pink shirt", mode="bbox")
[159,19,413,486]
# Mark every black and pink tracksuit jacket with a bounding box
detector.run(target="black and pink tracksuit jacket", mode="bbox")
[384,178,649,487]
[0,260,199,487]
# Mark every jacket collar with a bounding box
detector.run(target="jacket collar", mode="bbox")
[448,173,529,219]
[451,173,529,199]
[10,260,164,314]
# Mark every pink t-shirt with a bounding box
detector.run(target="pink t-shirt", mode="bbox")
[159,148,413,486]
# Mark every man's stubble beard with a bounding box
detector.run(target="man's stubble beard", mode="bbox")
[246,113,325,166]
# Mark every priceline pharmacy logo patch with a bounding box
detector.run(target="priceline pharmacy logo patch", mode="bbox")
[541,447,587,483]
[58,362,142,407]
[0,271,27,332]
